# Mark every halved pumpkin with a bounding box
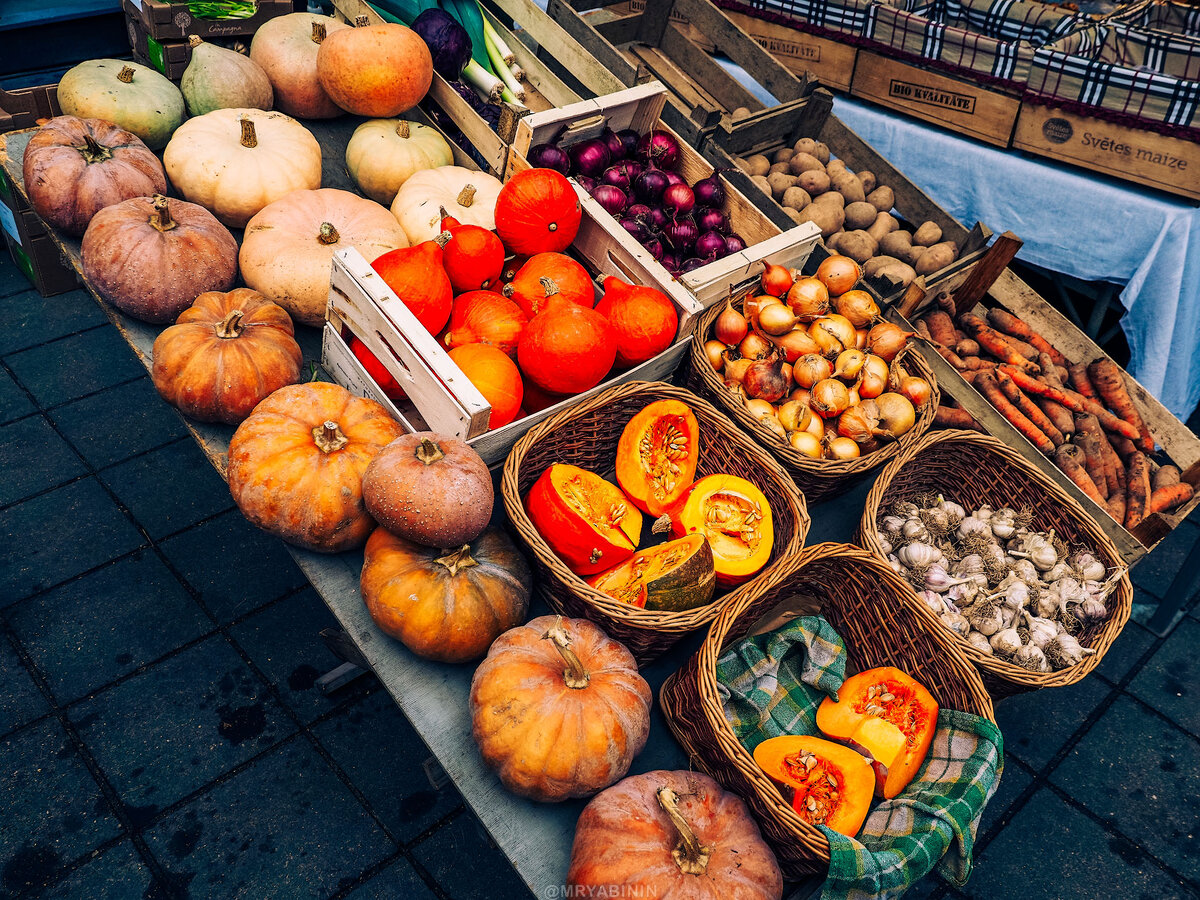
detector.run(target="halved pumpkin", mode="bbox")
[670,474,773,586]
[586,533,715,612]
[615,399,700,517]
[753,735,874,837]
[525,464,643,575]
[816,666,938,799]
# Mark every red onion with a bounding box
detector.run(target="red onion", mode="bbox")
[697,207,729,234]
[680,257,708,274]
[694,230,728,260]
[664,217,698,253]
[616,129,640,159]
[634,169,669,204]
[644,206,669,232]
[636,130,681,170]
[620,217,650,242]
[568,138,611,178]
[692,175,725,208]
[662,183,695,217]
[663,171,686,187]
[643,237,664,261]
[574,175,597,194]
[600,126,626,161]
[528,142,570,175]
[601,160,643,193]
[661,251,682,273]
[724,234,747,254]
[591,184,628,216]
[625,202,652,222]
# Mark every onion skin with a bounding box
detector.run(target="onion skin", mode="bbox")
[694,230,728,261]
[875,391,917,437]
[642,237,664,261]
[787,277,830,322]
[900,374,932,408]
[692,175,725,209]
[703,339,725,371]
[527,143,570,175]
[591,185,628,216]
[633,169,669,204]
[568,138,612,178]
[815,255,862,295]
[817,314,857,350]
[790,430,822,458]
[857,354,889,399]
[615,129,639,159]
[777,399,811,432]
[770,327,822,362]
[761,262,793,298]
[619,217,649,242]
[793,354,832,389]
[834,289,880,328]
[824,435,861,460]
[599,126,625,161]
[679,257,706,274]
[662,183,695,217]
[866,322,915,362]
[601,161,642,192]
[636,130,681,169]
[810,378,851,418]
[715,301,748,345]
[723,356,752,386]
[663,217,698,253]
[724,234,747,254]
[833,349,866,380]
[757,303,797,336]
[743,356,790,402]
[696,207,730,234]
[738,331,771,360]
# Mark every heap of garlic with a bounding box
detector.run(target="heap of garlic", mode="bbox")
[878,494,1124,672]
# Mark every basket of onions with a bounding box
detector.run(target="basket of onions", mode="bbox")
[688,254,939,501]
[859,429,1133,699]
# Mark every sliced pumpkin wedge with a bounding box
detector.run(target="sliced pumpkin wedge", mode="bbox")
[670,474,773,586]
[615,399,700,516]
[754,735,874,837]
[587,533,715,612]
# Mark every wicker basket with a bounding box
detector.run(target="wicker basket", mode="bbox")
[858,429,1134,699]
[659,541,995,880]
[687,299,940,502]
[501,381,810,662]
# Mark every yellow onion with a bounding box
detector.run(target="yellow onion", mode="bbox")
[715,300,748,345]
[819,314,858,350]
[789,387,811,406]
[793,354,832,389]
[781,361,793,386]
[744,355,790,402]
[804,411,825,439]
[758,303,798,336]
[761,262,794,297]
[786,277,830,322]
[703,339,726,372]
[810,378,851,418]
[833,349,866,380]
[837,401,889,444]
[900,374,932,408]
[875,392,917,437]
[824,435,862,460]
[723,356,752,387]
[833,289,880,328]
[815,255,861,295]
[739,331,771,360]
[857,354,889,399]
[745,398,777,420]
[771,327,822,362]
[808,320,844,357]
[866,322,915,362]
[757,414,787,440]
[777,399,812,433]
[855,328,868,350]
[846,383,861,406]
[789,430,822,458]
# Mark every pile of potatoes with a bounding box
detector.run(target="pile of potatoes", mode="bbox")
[735,137,960,288]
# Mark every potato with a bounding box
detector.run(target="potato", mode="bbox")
[866,211,899,242]
[825,158,847,175]
[858,170,877,195]
[914,240,958,275]
[813,190,844,208]
[788,152,825,176]
[751,174,772,196]
[906,245,927,267]
[863,255,905,277]
[813,142,831,164]
[844,201,878,230]
[793,137,818,157]
[746,154,771,177]
[773,147,794,165]
[794,203,844,239]
[913,221,943,247]
[864,257,916,287]
[769,161,791,175]
[735,158,753,175]
[827,230,877,263]
[781,186,811,211]
[879,230,913,259]
[784,207,808,225]
[732,106,752,120]
[831,171,866,204]
[866,185,895,213]
[767,171,797,200]
[797,169,830,196]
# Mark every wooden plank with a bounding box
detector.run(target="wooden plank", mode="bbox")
[547,0,640,85]
[946,231,1022,314]
[724,10,858,93]
[660,22,762,113]
[481,7,580,112]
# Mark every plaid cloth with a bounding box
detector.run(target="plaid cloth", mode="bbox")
[716,616,1004,900]
[1108,0,1200,38]
[720,0,883,37]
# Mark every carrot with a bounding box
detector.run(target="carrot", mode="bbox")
[1088,359,1155,454]
[1148,483,1194,514]
[1112,435,1138,460]
[998,371,1064,446]
[985,308,1068,366]
[977,372,1055,454]
[1153,464,1181,490]
[935,291,955,313]
[1072,414,1109,500]
[1095,424,1122,497]
[1035,353,1075,437]
[1107,484,1127,525]
[953,328,969,345]
[962,357,997,371]
[1067,362,1096,399]
[1125,452,1151,529]
[955,339,981,357]
[925,311,958,346]
[1054,444,1106,505]
[998,367,1141,441]
[958,315,1040,372]
[934,405,983,431]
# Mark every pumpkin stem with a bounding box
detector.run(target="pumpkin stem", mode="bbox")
[312,420,349,453]
[354,14,370,26]
[188,34,203,48]
[433,230,452,249]
[395,120,410,139]
[414,437,445,466]
[215,310,245,339]
[656,787,712,876]
[78,133,113,164]
[435,544,479,576]
[117,65,135,84]
[311,20,327,43]
[539,276,559,298]
[542,616,589,689]
[240,117,258,149]
[457,185,477,208]
[149,195,176,232]
[318,222,340,245]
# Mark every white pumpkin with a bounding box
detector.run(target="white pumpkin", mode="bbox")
[163,108,321,228]
[239,188,409,327]
[390,165,502,244]
[345,119,454,206]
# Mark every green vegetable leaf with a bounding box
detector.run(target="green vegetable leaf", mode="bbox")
[368,0,434,25]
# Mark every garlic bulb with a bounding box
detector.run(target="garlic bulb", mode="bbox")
[1010,559,1040,585]
[1035,591,1063,620]
[902,518,929,543]
[919,590,947,615]
[938,499,966,520]
[948,579,982,607]
[1074,596,1107,624]
[1022,612,1059,650]
[1014,642,1050,672]
[968,602,1004,636]
[995,507,1018,520]
[973,505,995,520]
[1043,562,1071,583]
[920,507,952,533]
[880,515,906,537]
[1069,551,1106,582]
[990,517,1016,540]
[940,611,970,636]
[887,554,904,574]
[897,542,942,569]
[1045,632,1097,669]
[954,555,984,577]
[956,517,991,541]
[991,580,1030,611]
[876,532,894,555]
[990,626,1023,656]
[967,631,994,655]
[894,502,919,519]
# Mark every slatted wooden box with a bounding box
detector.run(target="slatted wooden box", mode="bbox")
[123,0,293,41]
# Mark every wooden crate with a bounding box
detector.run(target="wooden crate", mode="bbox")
[722,9,858,93]
[545,0,815,147]
[125,5,191,81]
[850,51,1021,148]
[900,264,1200,563]
[0,166,78,296]
[123,0,293,41]
[507,83,823,312]
[1013,103,1200,202]
[0,84,61,135]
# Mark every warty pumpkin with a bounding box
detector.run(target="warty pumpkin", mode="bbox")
[391,166,502,244]
[345,118,453,206]
[227,381,405,553]
[57,59,184,150]
[249,13,349,119]
[469,615,652,801]
[151,288,302,425]
[316,19,433,117]
[181,36,274,116]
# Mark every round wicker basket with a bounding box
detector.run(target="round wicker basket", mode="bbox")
[858,429,1133,699]
[501,380,810,663]
[659,541,995,880]
[687,298,940,502]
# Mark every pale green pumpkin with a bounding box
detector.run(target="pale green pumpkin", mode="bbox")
[57,59,184,150]
[181,37,274,117]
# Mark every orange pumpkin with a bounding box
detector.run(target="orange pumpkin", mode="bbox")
[371,240,453,336]
[361,525,531,663]
[816,666,938,799]
[442,290,527,358]
[227,382,404,552]
[670,474,773,586]
[494,168,581,255]
[753,735,874,837]
[568,770,784,900]
[586,534,715,612]
[469,615,652,801]
[525,463,642,575]
[448,343,523,430]
[594,276,678,369]
[315,20,432,117]
[517,302,616,395]
[151,288,302,424]
[615,399,699,517]
[250,13,349,119]
[349,334,405,400]
[439,210,505,293]
[503,252,594,318]
[521,380,568,414]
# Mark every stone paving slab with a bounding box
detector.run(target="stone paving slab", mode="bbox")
[0,414,85,507]
[47,376,188,470]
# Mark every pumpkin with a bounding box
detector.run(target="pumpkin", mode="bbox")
[22,116,167,236]
[615,399,700,517]
[181,36,274,116]
[568,770,784,900]
[816,666,938,799]
[370,241,453,336]
[163,108,322,229]
[240,188,409,327]
[361,525,531,663]
[438,211,505,293]
[227,381,404,553]
[249,13,349,119]
[346,119,453,206]
[448,344,523,430]
[442,290,527,358]
[349,334,405,400]
[587,534,715,612]
[753,736,874,837]
[316,20,433,117]
[518,301,616,396]
[521,381,568,414]
[494,168,581,255]
[525,463,642,575]
[57,59,184,150]
[595,276,679,369]
[81,195,238,324]
[470,615,651,801]
[670,474,773,586]
[391,166,503,244]
[361,432,493,547]
[151,288,302,424]
[503,252,594,318]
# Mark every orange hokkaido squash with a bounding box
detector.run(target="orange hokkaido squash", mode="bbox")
[503,252,594,318]
[447,344,523,430]
[250,13,350,119]
[595,276,678,369]
[438,210,505,293]
[370,240,453,335]
[494,168,581,255]
[517,302,615,396]
[349,334,405,400]
[670,474,773,586]
[442,290,527,358]
[525,464,642,575]
[753,735,874,837]
[615,399,699,517]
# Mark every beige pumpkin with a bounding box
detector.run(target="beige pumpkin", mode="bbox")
[240,188,409,326]
[181,36,274,116]
[390,165,502,245]
[163,108,321,228]
[345,119,453,206]
[250,13,349,119]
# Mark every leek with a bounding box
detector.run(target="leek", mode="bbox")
[462,58,504,103]
[484,26,524,103]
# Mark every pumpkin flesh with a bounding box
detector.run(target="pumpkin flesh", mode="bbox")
[753,735,874,837]
[525,464,642,575]
[587,534,715,612]
[671,474,773,586]
[615,399,699,517]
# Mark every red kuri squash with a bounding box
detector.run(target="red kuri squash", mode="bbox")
[370,240,453,335]
[494,168,581,255]
[442,290,527,358]
[448,344,523,430]
[438,211,505,293]
[503,252,594,318]
[517,302,615,395]
[315,19,432,117]
[595,276,678,369]
[349,334,405,400]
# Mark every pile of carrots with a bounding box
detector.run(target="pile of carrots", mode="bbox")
[916,293,1195,530]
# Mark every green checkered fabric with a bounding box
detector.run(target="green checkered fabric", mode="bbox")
[715,616,1004,900]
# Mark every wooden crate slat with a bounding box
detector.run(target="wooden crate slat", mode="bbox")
[660,22,763,113]
[723,10,858,93]
[547,0,641,85]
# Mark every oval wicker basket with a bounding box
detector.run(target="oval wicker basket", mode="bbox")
[858,429,1133,700]
[659,541,995,880]
[501,380,810,663]
[687,298,940,502]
